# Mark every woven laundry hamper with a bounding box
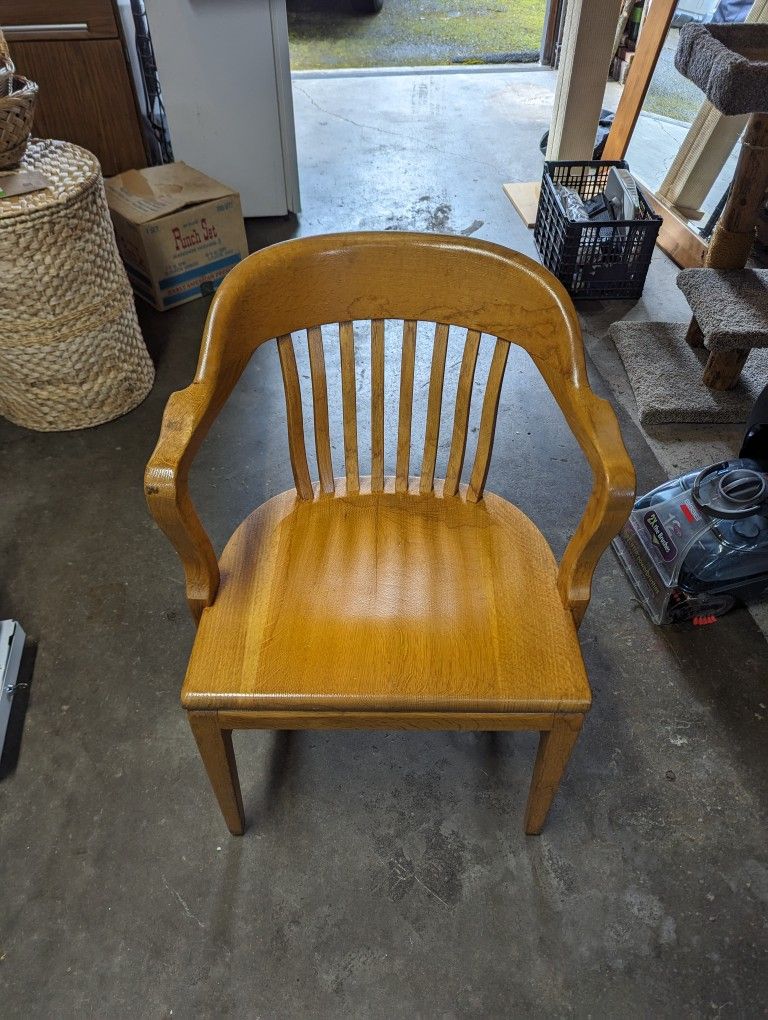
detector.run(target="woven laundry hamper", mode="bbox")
[0,138,154,431]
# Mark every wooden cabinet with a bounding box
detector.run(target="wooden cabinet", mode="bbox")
[0,0,147,176]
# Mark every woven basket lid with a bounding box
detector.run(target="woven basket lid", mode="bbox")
[0,138,101,220]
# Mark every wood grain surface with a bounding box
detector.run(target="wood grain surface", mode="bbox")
[181,481,592,713]
[146,232,634,627]
[145,232,635,833]
[0,0,117,39]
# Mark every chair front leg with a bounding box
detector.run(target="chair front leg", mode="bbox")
[524,714,584,835]
[189,712,245,835]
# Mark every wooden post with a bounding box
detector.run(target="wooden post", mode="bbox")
[602,0,678,161]
[707,114,768,269]
[545,0,624,161]
[684,318,705,350]
[701,113,768,389]
[703,349,751,390]
[657,103,749,218]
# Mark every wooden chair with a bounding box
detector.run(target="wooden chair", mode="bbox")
[145,232,635,836]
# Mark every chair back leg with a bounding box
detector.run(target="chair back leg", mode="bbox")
[189,712,246,835]
[524,715,584,835]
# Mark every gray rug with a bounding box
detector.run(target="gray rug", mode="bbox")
[609,320,768,428]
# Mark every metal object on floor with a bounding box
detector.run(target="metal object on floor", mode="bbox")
[0,620,25,758]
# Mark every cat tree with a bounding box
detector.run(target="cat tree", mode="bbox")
[675,22,768,389]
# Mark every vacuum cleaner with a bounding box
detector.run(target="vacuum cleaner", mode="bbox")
[613,383,768,625]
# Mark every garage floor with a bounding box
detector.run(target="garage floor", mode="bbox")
[1,70,767,1016]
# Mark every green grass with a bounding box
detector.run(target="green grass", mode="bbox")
[288,0,546,71]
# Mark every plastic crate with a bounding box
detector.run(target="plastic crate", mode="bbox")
[533,160,662,300]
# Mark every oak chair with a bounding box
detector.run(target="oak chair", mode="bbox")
[145,232,635,835]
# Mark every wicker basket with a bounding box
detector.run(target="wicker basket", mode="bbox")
[0,139,155,431]
[0,26,37,167]
[0,74,38,169]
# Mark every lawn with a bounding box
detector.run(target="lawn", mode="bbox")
[643,30,707,124]
[288,0,546,70]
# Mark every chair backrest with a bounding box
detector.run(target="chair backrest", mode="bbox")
[147,231,635,625]
[196,231,601,504]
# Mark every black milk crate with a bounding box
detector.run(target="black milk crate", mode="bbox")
[534,159,662,300]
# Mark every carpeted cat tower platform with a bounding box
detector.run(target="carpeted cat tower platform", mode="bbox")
[609,321,768,428]
[611,23,768,425]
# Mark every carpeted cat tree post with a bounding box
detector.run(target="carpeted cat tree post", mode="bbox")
[675,23,768,389]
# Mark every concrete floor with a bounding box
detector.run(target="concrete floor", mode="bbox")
[1,70,767,1016]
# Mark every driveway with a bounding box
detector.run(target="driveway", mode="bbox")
[288,0,545,70]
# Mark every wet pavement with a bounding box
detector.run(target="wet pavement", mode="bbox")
[288,0,544,70]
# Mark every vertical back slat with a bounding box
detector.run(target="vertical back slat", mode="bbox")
[370,318,385,493]
[420,322,450,495]
[467,338,510,503]
[395,319,417,494]
[306,326,335,494]
[443,328,482,497]
[276,334,314,500]
[339,320,360,494]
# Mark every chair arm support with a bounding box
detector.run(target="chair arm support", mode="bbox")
[557,395,636,628]
[144,385,220,624]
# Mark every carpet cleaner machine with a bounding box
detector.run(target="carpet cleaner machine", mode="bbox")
[613,384,768,625]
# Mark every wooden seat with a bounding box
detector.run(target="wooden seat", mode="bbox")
[182,484,591,715]
[145,231,635,837]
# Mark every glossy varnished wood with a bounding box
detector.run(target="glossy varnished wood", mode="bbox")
[395,320,417,494]
[189,713,245,835]
[468,338,510,503]
[524,715,583,834]
[182,481,592,713]
[218,710,561,731]
[444,329,481,498]
[145,231,635,834]
[370,319,386,493]
[420,322,450,495]
[339,320,359,494]
[276,334,313,500]
[306,326,334,494]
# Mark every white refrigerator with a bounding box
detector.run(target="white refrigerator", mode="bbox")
[144,0,300,217]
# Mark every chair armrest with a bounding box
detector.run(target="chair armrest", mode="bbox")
[144,383,220,623]
[557,394,636,628]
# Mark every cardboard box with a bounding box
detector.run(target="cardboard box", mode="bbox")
[105,162,249,311]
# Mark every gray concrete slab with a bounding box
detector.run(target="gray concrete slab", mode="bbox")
[1,70,766,1017]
